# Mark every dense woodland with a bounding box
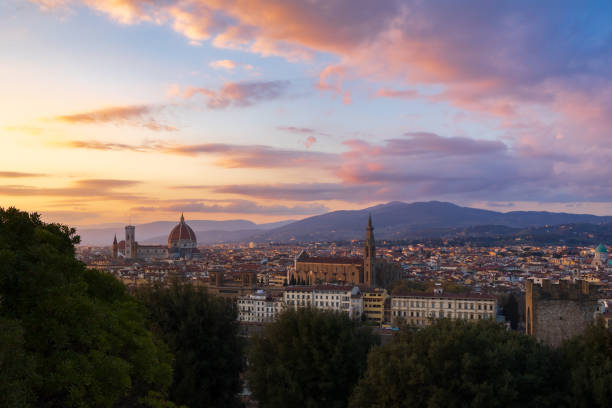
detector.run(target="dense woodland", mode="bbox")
[1,208,611,407]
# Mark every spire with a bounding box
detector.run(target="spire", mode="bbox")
[113,234,117,244]
[368,213,372,229]
[180,212,185,223]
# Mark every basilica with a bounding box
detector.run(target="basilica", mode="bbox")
[112,214,200,260]
[288,216,400,288]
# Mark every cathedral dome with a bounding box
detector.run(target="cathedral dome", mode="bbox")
[168,214,197,248]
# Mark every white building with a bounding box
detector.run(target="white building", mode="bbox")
[391,289,496,326]
[284,285,363,318]
[237,290,285,323]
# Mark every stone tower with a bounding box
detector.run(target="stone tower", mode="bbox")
[125,225,136,259]
[112,234,118,260]
[364,214,376,286]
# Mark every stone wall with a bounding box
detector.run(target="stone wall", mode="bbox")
[532,298,597,347]
[526,279,599,347]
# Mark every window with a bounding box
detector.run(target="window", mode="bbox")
[478,304,482,310]
[470,303,474,310]
[448,302,452,309]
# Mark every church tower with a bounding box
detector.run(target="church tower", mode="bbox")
[112,234,118,260]
[364,214,376,286]
[125,225,136,259]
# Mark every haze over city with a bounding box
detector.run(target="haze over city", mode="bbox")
[3,0,612,227]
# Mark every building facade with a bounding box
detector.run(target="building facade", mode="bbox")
[362,288,388,325]
[391,290,496,326]
[237,290,285,323]
[284,285,363,318]
[289,216,400,287]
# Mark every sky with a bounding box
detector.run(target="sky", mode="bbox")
[2,0,612,227]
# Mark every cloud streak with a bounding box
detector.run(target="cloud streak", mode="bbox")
[52,105,176,131]
[184,80,290,109]
[60,139,337,168]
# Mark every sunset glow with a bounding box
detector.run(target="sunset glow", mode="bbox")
[2,0,612,226]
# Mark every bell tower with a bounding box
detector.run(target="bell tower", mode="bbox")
[125,225,136,259]
[364,214,376,286]
[112,234,118,260]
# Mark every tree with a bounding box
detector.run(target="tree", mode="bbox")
[136,283,243,408]
[561,321,612,407]
[350,319,563,408]
[0,207,173,407]
[500,293,520,329]
[247,308,378,408]
[0,317,35,408]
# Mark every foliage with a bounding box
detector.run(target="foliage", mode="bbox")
[350,319,563,408]
[136,283,243,408]
[246,308,379,408]
[0,207,173,407]
[0,317,36,407]
[499,293,520,329]
[561,321,612,407]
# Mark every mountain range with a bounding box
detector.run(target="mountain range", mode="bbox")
[76,201,612,246]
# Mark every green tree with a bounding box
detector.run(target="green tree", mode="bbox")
[0,207,172,407]
[247,308,378,408]
[0,317,36,407]
[136,283,243,408]
[500,293,520,330]
[561,321,612,407]
[350,319,563,408]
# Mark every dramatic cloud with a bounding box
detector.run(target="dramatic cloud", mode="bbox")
[38,1,612,137]
[184,80,290,109]
[23,1,612,211]
[52,105,176,131]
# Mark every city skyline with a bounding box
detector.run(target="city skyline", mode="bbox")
[3,1,612,226]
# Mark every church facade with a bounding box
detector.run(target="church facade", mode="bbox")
[289,216,399,288]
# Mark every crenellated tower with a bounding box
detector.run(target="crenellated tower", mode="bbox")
[125,225,136,259]
[364,214,376,286]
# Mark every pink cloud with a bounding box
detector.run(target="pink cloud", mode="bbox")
[184,80,289,109]
[53,105,176,131]
[209,59,236,69]
[376,88,419,99]
[304,136,316,148]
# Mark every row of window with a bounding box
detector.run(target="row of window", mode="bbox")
[392,300,494,311]
[392,310,492,320]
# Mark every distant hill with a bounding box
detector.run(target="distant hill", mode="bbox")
[77,201,612,246]
[250,201,612,242]
[77,219,295,246]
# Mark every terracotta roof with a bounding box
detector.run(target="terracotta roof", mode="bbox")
[168,215,197,245]
[298,256,363,265]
